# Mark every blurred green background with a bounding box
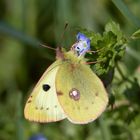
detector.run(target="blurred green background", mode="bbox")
[0,0,140,140]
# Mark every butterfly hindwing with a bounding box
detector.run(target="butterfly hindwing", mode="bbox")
[55,53,108,124]
[24,61,66,122]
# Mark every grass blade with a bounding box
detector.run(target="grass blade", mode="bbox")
[112,0,140,28]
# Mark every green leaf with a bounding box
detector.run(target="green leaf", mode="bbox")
[79,21,127,85]
[105,21,124,43]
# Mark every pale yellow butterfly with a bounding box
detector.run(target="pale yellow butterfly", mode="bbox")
[24,33,108,124]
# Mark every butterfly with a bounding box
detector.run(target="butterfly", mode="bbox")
[24,33,108,124]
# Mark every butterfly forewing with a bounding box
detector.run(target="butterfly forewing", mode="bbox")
[24,61,66,122]
[56,57,108,124]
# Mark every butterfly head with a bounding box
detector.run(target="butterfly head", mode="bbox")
[73,32,90,56]
[56,33,91,61]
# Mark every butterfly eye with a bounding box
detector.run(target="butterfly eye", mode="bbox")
[42,84,50,91]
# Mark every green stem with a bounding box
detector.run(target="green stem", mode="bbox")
[116,62,133,84]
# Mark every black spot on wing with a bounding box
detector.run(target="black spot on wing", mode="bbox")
[40,107,43,110]
[42,84,50,91]
[95,92,99,96]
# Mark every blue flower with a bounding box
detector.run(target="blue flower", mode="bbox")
[74,32,90,56]
[29,134,47,140]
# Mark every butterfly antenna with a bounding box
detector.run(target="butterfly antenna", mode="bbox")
[58,22,69,47]
[39,22,68,52]
[40,43,56,51]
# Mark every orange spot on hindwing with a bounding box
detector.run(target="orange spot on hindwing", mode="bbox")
[69,88,80,101]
